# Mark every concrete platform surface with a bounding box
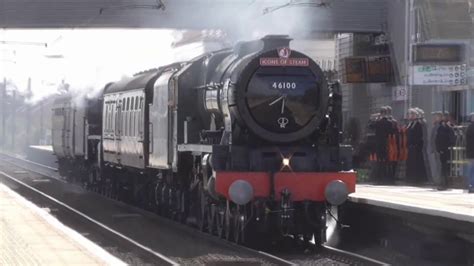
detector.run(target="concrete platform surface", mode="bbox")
[0,183,125,266]
[29,145,54,152]
[350,185,474,223]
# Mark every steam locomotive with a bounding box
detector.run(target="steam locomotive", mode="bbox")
[51,35,356,246]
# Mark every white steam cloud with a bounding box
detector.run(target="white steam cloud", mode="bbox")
[1,29,177,104]
[1,1,332,104]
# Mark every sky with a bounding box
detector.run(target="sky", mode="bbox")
[0,29,201,103]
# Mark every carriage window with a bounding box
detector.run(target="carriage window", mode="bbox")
[136,96,139,135]
[105,103,112,131]
[112,103,115,133]
[110,103,113,132]
[105,104,108,132]
[108,103,111,132]
[128,97,133,136]
[132,97,136,136]
[109,103,112,132]
[108,103,112,132]
[125,99,128,136]
[109,103,113,132]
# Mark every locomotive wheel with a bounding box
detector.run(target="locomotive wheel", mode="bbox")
[216,205,225,238]
[176,189,186,224]
[207,203,216,234]
[233,207,245,244]
[224,203,233,241]
[313,229,323,248]
[197,183,208,232]
[105,179,114,198]
[88,165,100,192]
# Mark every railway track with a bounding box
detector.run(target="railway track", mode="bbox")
[276,244,390,266]
[0,152,388,265]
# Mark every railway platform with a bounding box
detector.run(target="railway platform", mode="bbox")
[0,182,124,265]
[349,184,473,223]
[26,145,57,168]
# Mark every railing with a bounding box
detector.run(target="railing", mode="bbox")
[449,125,467,177]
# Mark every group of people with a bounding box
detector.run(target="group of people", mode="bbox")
[366,106,400,184]
[366,105,474,192]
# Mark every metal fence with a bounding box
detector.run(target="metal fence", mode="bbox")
[449,125,467,177]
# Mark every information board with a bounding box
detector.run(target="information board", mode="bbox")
[367,56,392,83]
[344,57,366,83]
[413,44,462,63]
[411,64,467,86]
[343,56,392,83]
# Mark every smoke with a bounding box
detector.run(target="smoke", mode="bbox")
[198,0,332,41]
[1,1,333,105]
[238,2,321,39]
[1,29,177,105]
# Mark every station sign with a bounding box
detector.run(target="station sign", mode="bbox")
[411,64,467,86]
[392,86,408,101]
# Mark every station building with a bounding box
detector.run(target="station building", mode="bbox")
[337,0,473,126]
[334,0,473,180]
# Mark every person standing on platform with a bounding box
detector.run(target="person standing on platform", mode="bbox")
[465,113,474,193]
[367,112,380,182]
[374,106,394,184]
[406,108,427,184]
[386,106,399,184]
[435,112,456,190]
[416,108,431,183]
[430,111,443,186]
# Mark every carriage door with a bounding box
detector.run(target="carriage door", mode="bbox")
[115,98,122,163]
[149,71,174,169]
[64,102,74,157]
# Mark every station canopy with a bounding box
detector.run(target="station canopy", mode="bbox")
[0,0,388,34]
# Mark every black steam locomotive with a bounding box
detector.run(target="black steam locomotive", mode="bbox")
[52,35,355,245]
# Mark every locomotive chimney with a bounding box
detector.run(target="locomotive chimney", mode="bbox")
[234,35,293,57]
[261,35,292,50]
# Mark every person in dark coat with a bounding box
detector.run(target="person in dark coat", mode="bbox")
[435,112,456,190]
[405,108,427,184]
[465,113,474,193]
[386,106,399,183]
[416,108,431,183]
[429,112,443,186]
[373,106,396,184]
[367,112,379,182]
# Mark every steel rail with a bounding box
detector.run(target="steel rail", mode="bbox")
[322,244,390,266]
[0,169,179,266]
[0,153,296,265]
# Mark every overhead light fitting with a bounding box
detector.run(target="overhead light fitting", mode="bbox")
[99,0,165,14]
[263,0,330,15]
[0,40,47,47]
